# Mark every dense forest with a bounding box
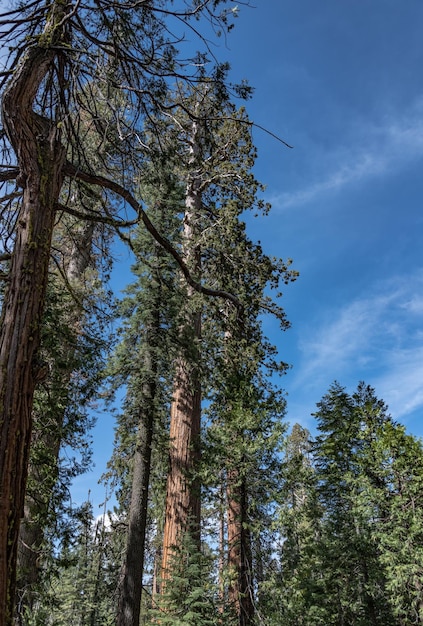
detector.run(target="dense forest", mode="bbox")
[0,1,422,625]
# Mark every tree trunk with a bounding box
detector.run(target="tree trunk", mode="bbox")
[160,349,201,583]
[160,118,202,585]
[218,474,226,615]
[15,223,95,619]
[227,467,254,626]
[116,311,159,626]
[0,13,66,623]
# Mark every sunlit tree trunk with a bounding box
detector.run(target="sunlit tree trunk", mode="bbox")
[160,349,201,583]
[160,118,202,585]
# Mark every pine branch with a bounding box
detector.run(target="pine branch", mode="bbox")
[64,160,243,312]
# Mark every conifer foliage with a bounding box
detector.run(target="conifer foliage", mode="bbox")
[103,83,296,624]
[272,382,423,626]
[2,2,422,626]
[0,2,249,623]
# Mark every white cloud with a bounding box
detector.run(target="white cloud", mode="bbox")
[94,510,118,531]
[273,100,423,210]
[294,291,397,389]
[402,295,423,316]
[279,152,386,209]
[288,272,423,424]
[375,347,423,420]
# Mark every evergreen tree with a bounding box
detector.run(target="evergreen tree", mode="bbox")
[151,530,220,626]
[107,165,183,626]
[15,218,107,621]
[261,424,319,626]
[203,199,294,624]
[0,2,247,620]
[310,382,391,625]
[273,382,423,626]
[104,80,296,624]
[369,420,423,624]
[40,499,119,626]
[160,112,204,589]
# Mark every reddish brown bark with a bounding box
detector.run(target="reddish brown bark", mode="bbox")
[160,117,202,586]
[0,16,66,624]
[160,347,201,584]
[15,222,95,618]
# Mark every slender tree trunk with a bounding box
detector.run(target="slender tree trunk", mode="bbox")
[152,545,161,598]
[227,467,254,626]
[116,309,159,626]
[89,501,108,626]
[218,474,226,615]
[160,118,202,585]
[0,10,66,622]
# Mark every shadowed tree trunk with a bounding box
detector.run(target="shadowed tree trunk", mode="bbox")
[0,10,67,619]
[15,222,95,621]
[221,319,254,625]
[116,306,160,626]
[227,467,254,626]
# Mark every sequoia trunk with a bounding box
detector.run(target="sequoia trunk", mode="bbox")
[15,223,95,618]
[0,17,66,623]
[160,347,202,583]
[160,118,202,585]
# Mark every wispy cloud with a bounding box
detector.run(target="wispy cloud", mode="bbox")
[288,272,423,423]
[273,100,423,210]
[401,295,423,316]
[375,346,423,420]
[293,292,396,389]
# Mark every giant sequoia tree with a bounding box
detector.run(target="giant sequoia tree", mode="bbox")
[0,1,247,622]
[101,81,296,623]
[15,216,108,620]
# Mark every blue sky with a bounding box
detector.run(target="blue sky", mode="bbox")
[74,1,423,507]
[226,0,423,436]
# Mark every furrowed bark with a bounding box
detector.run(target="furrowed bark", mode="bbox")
[0,13,66,623]
[160,118,202,586]
[160,347,202,583]
[15,222,95,619]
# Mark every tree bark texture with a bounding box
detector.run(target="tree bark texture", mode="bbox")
[0,17,66,623]
[116,312,159,626]
[160,351,201,583]
[227,467,254,626]
[160,118,202,585]
[15,223,94,619]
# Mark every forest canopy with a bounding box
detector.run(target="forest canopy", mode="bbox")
[0,1,422,626]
